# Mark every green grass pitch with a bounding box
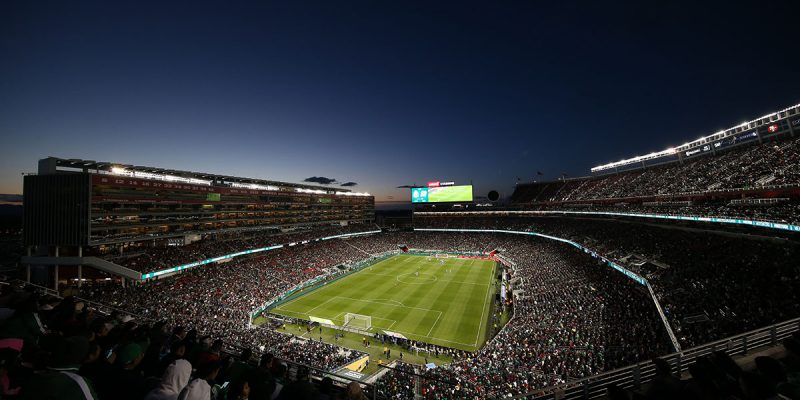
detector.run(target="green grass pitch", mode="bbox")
[270,254,497,352]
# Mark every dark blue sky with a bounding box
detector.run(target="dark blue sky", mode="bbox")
[1,1,799,202]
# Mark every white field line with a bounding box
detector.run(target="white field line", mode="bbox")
[274,254,491,350]
[345,315,397,327]
[334,297,452,344]
[359,271,490,286]
[475,263,495,346]
[275,295,337,316]
[280,307,399,329]
[275,301,479,349]
[306,296,339,315]
[370,299,404,307]
[271,255,406,312]
[384,328,477,348]
[335,296,444,315]
[426,311,442,337]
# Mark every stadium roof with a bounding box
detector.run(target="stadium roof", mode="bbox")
[590,103,800,172]
[40,157,358,193]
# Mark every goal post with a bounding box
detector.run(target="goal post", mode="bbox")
[344,313,372,330]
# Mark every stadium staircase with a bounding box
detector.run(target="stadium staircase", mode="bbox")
[20,255,142,281]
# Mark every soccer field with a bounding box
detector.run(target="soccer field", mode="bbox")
[270,254,497,352]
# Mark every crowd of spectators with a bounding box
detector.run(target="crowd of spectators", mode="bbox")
[0,284,374,400]
[35,218,800,398]
[529,217,800,349]
[90,223,379,274]
[374,233,670,398]
[512,134,800,203]
[80,239,372,372]
[414,214,800,349]
[530,201,800,226]
[375,362,416,399]
[616,344,800,400]
[73,228,674,398]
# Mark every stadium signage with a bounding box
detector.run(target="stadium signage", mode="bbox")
[735,131,758,141]
[415,211,800,233]
[767,124,779,133]
[591,103,800,172]
[414,228,648,286]
[92,175,367,199]
[412,185,473,203]
[140,230,381,280]
[427,181,455,187]
[685,149,701,157]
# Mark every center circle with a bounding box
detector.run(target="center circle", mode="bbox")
[397,272,438,284]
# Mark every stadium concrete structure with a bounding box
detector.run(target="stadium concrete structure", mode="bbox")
[15,102,800,399]
[22,157,375,284]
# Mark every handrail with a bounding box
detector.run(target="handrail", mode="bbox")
[413,228,680,355]
[16,279,163,326]
[14,279,379,394]
[645,281,681,352]
[413,210,800,233]
[518,317,800,399]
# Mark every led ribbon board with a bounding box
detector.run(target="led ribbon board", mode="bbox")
[414,228,647,286]
[140,230,381,279]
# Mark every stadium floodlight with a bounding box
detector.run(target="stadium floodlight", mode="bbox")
[344,313,372,330]
[334,191,371,196]
[295,188,327,194]
[591,102,800,173]
[109,166,212,185]
[230,182,280,191]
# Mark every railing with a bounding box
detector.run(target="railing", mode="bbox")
[517,317,800,399]
[536,182,800,204]
[15,279,385,397]
[413,228,680,354]
[14,280,149,320]
[414,210,800,233]
[17,280,800,398]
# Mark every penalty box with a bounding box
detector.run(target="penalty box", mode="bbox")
[276,295,443,338]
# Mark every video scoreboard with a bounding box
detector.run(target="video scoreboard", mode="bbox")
[411,181,473,203]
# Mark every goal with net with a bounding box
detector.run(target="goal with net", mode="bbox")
[344,313,372,330]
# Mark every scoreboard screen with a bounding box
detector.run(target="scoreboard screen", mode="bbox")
[411,185,473,203]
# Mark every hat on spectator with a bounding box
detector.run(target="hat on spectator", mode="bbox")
[118,343,144,365]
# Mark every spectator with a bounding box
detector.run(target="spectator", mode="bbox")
[22,336,98,400]
[145,359,192,400]
[177,360,221,400]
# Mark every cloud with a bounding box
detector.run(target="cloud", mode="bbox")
[396,184,416,189]
[340,181,358,187]
[303,176,337,185]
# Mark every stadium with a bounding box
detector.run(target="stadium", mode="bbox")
[2,101,798,399]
